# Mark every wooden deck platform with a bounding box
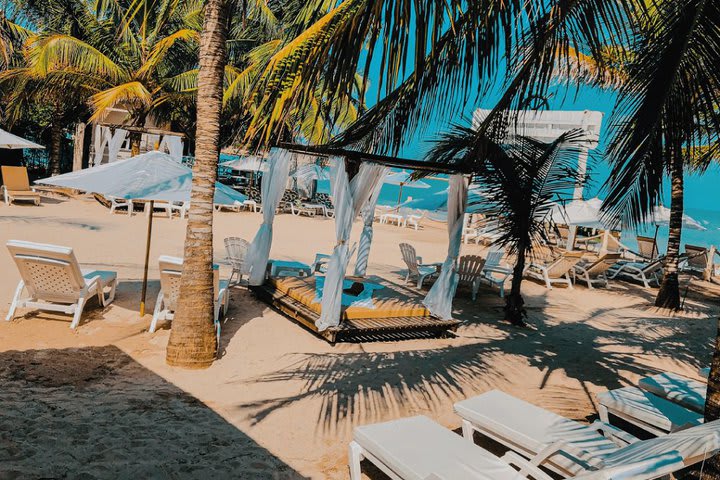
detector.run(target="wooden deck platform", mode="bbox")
[251,276,460,344]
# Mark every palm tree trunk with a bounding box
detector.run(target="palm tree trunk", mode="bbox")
[505,243,527,326]
[165,0,228,369]
[655,155,684,309]
[48,122,63,176]
[701,320,720,478]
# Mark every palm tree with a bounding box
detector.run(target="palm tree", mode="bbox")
[14,0,203,153]
[165,0,229,369]
[601,0,720,310]
[427,124,586,325]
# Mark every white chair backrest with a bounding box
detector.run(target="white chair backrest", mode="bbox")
[158,255,219,312]
[546,251,584,278]
[399,243,420,275]
[457,255,485,285]
[637,235,660,259]
[224,237,249,271]
[7,240,86,303]
[585,253,621,276]
[485,249,505,269]
[686,245,708,270]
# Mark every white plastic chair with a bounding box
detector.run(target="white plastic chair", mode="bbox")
[478,249,512,297]
[149,256,228,347]
[108,196,133,216]
[399,243,440,288]
[525,251,584,289]
[224,237,250,286]
[6,240,117,329]
[572,253,621,289]
[607,257,664,288]
[403,212,426,231]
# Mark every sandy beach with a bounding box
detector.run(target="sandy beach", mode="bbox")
[1,193,718,479]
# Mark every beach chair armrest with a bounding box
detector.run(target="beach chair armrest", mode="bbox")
[590,420,640,445]
[529,441,602,470]
[501,451,555,480]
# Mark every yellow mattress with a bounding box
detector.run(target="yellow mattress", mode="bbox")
[270,275,430,319]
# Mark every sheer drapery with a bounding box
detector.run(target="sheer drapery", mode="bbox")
[92,125,110,166]
[159,135,184,161]
[107,128,127,163]
[353,172,388,276]
[423,174,469,320]
[317,159,387,331]
[246,148,292,285]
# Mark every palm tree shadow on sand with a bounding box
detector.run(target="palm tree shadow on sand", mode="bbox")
[0,345,307,479]
[237,287,712,438]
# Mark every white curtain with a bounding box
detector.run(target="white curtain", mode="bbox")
[353,172,388,276]
[92,125,111,166]
[423,174,469,320]
[246,148,292,285]
[317,159,387,331]
[159,135,184,161]
[108,128,127,163]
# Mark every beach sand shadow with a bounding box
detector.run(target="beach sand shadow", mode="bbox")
[0,345,307,479]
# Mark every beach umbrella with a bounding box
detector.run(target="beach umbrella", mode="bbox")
[37,151,247,316]
[405,186,487,213]
[220,155,268,172]
[547,197,610,229]
[383,170,431,205]
[640,204,706,255]
[0,127,44,149]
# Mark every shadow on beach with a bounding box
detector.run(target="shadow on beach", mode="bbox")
[0,345,307,479]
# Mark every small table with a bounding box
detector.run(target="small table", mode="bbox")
[267,260,312,278]
[242,199,259,212]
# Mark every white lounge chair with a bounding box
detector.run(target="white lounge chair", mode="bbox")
[479,249,512,297]
[224,236,249,286]
[525,251,584,289]
[350,414,686,480]
[572,253,621,289]
[454,389,720,478]
[608,257,664,288]
[636,235,660,261]
[638,371,706,414]
[399,243,441,288]
[681,244,710,274]
[149,256,228,345]
[597,386,704,436]
[350,415,553,480]
[108,195,134,216]
[6,240,117,329]
[404,212,425,231]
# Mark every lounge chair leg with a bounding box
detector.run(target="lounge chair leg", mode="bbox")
[348,441,364,480]
[566,274,573,289]
[70,296,86,329]
[461,419,475,441]
[150,291,164,333]
[598,404,610,424]
[6,281,24,321]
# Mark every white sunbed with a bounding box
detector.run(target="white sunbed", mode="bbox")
[637,371,707,415]
[6,240,117,329]
[149,256,228,346]
[454,389,720,478]
[607,258,664,288]
[597,386,704,436]
[350,415,685,480]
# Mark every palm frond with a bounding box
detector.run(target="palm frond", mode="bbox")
[89,80,152,122]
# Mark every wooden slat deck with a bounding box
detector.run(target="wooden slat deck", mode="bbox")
[251,282,460,344]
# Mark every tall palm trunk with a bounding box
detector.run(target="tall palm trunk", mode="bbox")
[166,0,228,369]
[701,320,720,478]
[505,241,528,326]
[655,156,684,309]
[48,122,63,176]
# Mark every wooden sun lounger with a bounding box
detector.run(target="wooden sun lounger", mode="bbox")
[1,165,41,205]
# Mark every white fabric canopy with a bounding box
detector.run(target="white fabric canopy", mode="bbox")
[246,149,292,286]
[0,128,44,149]
[423,175,469,320]
[405,186,486,213]
[37,151,246,205]
[221,155,268,172]
[317,159,387,331]
[354,169,389,276]
[383,170,431,188]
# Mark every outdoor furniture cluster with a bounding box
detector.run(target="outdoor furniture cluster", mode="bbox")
[350,385,720,479]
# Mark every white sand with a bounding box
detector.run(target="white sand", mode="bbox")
[0,193,717,478]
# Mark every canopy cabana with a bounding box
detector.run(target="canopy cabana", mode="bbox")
[243,144,473,341]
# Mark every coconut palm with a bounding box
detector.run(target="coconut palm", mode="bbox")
[165,0,229,369]
[601,0,720,310]
[427,124,586,325]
